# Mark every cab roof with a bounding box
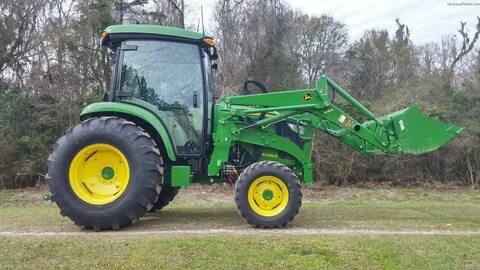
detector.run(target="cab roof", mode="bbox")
[104,24,204,40]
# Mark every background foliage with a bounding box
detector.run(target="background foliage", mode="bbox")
[0,0,479,188]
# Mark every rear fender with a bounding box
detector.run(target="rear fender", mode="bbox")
[80,102,177,161]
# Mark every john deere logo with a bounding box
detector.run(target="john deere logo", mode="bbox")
[303,93,312,101]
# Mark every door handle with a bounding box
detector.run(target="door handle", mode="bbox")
[193,91,198,108]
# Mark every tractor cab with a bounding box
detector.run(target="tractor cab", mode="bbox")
[100,25,217,157]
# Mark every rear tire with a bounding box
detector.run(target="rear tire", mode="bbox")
[149,185,179,212]
[234,161,302,228]
[46,117,162,230]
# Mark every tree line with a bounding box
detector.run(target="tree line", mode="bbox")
[0,0,479,188]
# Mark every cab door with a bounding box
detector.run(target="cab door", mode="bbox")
[118,40,205,156]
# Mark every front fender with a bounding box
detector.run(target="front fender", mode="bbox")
[80,102,176,161]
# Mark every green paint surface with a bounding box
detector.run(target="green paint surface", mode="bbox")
[262,190,274,200]
[80,102,176,161]
[105,24,204,40]
[101,167,114,180]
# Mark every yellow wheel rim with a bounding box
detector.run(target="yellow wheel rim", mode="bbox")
[69,143,130,205]
[247,176,289,217]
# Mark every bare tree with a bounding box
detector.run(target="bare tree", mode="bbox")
[122,0,186,28]
[293,13,348,87]
[212,0,248,95]
[423,17,480,79]
[114,0,148,23]
[0,0,48,79]
[449,17,480,72]
[391,18,418,85]
[347,29,392,99]
[213,0,301,95]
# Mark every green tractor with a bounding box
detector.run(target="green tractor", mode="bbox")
[46,25,463,230]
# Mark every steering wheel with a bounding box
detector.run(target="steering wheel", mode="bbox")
[242,79,269,95]
[242,79,269,120]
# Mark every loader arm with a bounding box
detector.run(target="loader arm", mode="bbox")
[208,75,463,183]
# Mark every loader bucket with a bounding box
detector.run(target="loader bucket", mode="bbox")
[381,104,463,154]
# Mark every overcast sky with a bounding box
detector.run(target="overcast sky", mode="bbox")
[185,0,480,44]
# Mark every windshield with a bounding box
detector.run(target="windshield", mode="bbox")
[120,40,204,155]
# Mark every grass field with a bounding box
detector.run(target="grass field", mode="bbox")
[1,185,480,269]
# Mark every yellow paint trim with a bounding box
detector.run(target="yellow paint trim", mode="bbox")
[69,143,130,205]
[247,176,289,217]
[246,112,274,118]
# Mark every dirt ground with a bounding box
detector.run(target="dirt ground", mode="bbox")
[1,183,479,236]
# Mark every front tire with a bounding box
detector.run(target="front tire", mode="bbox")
[234,161,302,228]
[46,117,162,230]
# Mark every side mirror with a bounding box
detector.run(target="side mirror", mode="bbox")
[208,46,218,60]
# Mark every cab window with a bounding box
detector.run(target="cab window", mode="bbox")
[120,40,204,155]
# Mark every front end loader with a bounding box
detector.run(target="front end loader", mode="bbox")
[46,24,462,230]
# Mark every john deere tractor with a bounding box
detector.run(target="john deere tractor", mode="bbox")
[46,25,462,230]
